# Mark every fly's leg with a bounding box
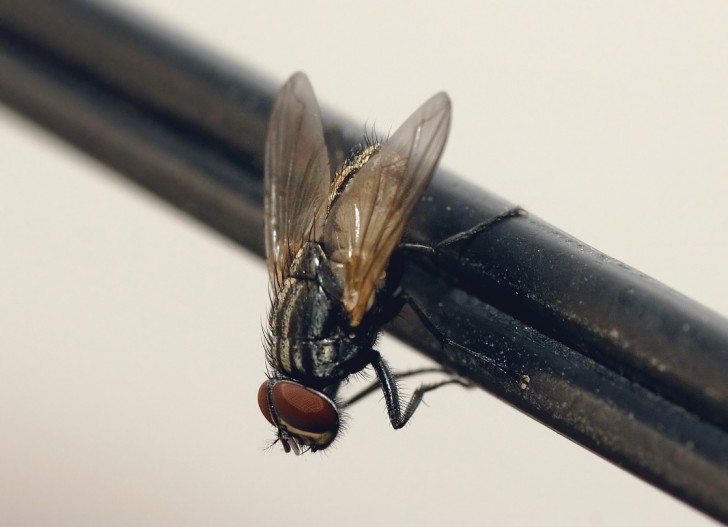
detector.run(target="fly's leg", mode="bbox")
[434,206,526,250]
[349,207,526,427]
[389,206,525,376]
[341,367,461,409]
[401,206,526,255]
[379,288,490,366]
[345,291,511,426]
[398,290,515,378]
[369,351,467,429]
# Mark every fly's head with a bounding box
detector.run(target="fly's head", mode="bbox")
[258,378,340,454]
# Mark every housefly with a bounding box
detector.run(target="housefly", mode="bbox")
[258,72,452,454]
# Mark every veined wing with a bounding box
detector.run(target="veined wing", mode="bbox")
[323,92,451,326]
[265,72,331,289]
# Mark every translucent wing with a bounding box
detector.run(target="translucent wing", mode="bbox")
[265,72,331,289]
[323,92,451,326]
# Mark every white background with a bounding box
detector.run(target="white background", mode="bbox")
[1,1,726,526]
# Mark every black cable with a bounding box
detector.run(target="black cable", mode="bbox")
[1,1,726,522]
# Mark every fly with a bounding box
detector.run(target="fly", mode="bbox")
[258,72,453,454]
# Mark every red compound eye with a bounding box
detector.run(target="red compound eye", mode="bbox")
[270,381,338,434]
[258,380,339,451]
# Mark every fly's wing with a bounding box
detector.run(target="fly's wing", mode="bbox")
[323,92,451,326]
[265,72,331,289]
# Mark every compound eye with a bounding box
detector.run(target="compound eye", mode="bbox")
[271,381,338,434]
[258,381,275,425]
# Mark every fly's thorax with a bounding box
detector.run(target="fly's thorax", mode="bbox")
[268,244,374,381]
[270,331,374,381]
[271,276,336,341]
[269,242,343,340]
[273,337,335,379]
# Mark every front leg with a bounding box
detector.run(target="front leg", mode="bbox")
[370,350,466,429]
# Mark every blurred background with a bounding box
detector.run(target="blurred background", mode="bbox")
[1,1,726,525]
